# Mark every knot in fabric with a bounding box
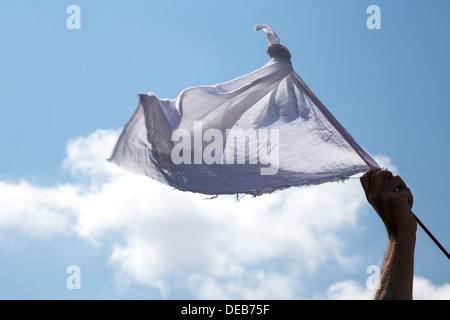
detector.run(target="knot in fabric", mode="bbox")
[267,44,291,60]
[255,24,291,60]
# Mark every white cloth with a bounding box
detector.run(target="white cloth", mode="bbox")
[110,24,380,196]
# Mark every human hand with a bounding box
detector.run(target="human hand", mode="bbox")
[360,168,417,240]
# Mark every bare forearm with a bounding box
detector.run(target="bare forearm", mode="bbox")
[375,234,416,300]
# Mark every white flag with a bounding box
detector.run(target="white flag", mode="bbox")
[110,24,379,196]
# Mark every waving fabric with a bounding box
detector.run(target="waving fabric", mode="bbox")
[109,24,380,196]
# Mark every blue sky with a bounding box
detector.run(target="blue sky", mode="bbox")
[0,0,449,299]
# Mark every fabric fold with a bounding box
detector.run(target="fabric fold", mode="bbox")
[110,25,380,196]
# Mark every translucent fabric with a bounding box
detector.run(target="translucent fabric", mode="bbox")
[110,25,379,195]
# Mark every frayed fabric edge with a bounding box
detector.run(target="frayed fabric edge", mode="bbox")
[110,156,379,200]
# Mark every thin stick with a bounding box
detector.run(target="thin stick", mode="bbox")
[413,213,450,260]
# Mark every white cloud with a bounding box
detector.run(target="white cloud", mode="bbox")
[325,280,374,300]
[0,129,448,299]
[187,271,299,300]
[0,180,78,237]
[63,129,123,178]
[324,276,450,300]
[413,276,450,300]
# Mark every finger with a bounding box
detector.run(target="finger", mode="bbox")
[404,187,414,209]
[360,169,378,201]
[409,192,414,209]
[394,187,414,209]
[360,169,375,189]
[371,169,393,190]
[384,175,407,193]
